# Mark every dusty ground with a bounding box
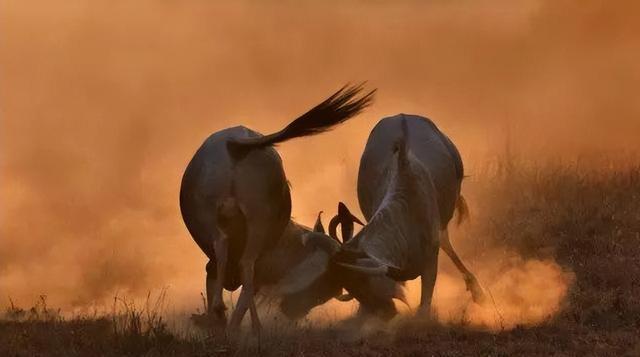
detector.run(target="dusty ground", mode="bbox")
[2,160,640,356]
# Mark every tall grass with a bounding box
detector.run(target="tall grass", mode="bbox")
[462,158,640,329]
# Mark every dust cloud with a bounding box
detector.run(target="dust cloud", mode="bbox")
[411,255,574,331]
[1,0,638,329]
[299,248,574,331]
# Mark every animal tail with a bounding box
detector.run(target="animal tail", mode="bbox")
[227,83,375,159]
[455,194,470,226]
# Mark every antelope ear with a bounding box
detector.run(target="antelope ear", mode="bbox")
[313,211,325,233]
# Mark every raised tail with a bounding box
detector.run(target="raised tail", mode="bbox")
[455,194,470,225]
[227,83,375,158]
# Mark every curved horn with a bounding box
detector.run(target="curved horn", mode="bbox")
[328,214,341,243]
[351,214,365,226]
[313,211,325,233]
[338,260,388,275]
[337,202,365,243]
[329,202,366,243]
[341,221,354,244]
[337,202,352,243]
[337,202,351,219]
[338,263,389,275]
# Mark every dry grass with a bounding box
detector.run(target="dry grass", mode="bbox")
[465,158,640,331]
[2,159,640,356]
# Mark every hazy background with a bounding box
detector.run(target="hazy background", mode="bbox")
[1,0,638,326]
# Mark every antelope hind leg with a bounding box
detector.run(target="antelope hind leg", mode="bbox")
[439,228,487,305]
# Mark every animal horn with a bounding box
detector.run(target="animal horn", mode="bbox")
[351,214,364,226]
[328,214,341,243]
[337,260,389,275]
[329,202,365,243]
[337,202,365,243]
[313,211,325,233]
[337,202,350,217]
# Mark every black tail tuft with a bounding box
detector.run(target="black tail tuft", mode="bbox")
[227,83,375,159]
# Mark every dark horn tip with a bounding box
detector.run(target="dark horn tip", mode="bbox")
[314,211,326,233]
[338,202,349,216]
[351,215,365,226]
[328,214,341,243]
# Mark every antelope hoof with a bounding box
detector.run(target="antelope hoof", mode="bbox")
[190,312,226,331]
[415,306,436,322]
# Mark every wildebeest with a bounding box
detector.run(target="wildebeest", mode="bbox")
[316,204,400,318]
[179,84,374,332]
[254,219,343,321]
[335,114,485,316]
